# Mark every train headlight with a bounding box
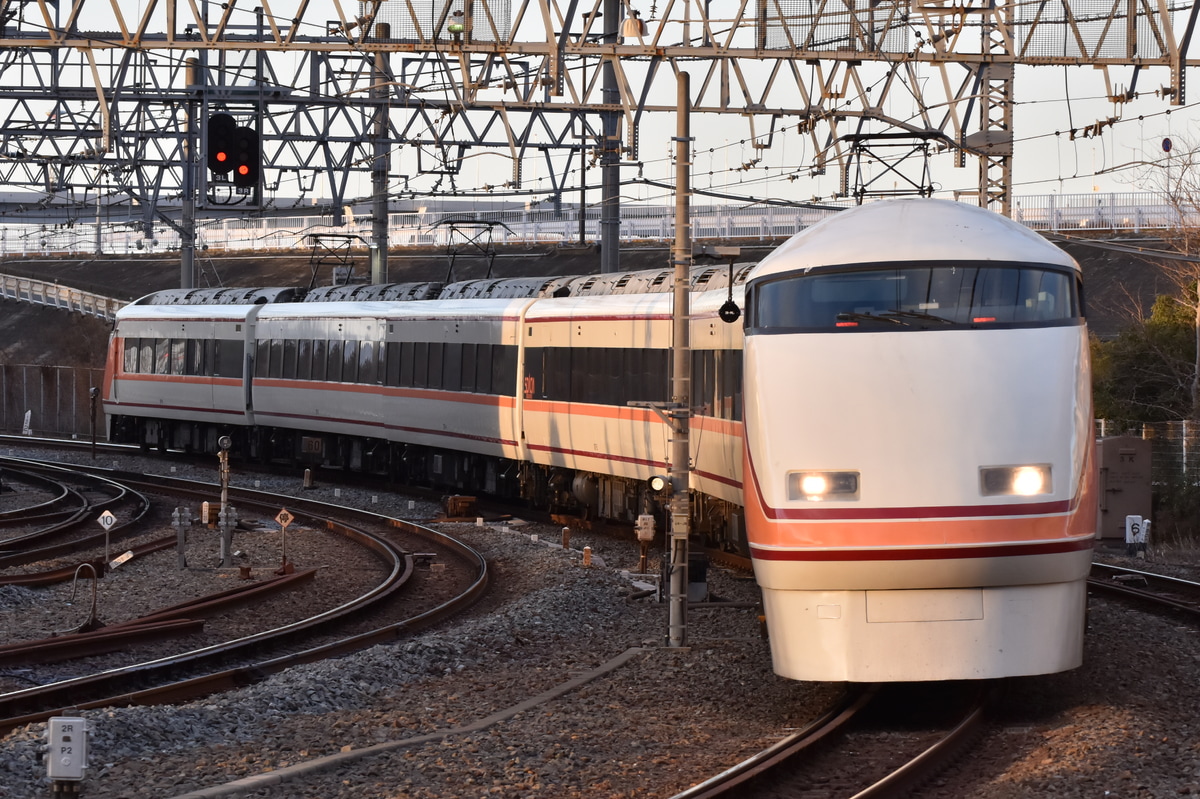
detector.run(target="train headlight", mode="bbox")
[980,465,1052,497]
[787,471,860,501]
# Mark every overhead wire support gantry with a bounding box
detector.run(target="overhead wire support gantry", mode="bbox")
[0,0,1195,269]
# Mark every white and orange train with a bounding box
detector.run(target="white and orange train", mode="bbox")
[103,198,1096,682]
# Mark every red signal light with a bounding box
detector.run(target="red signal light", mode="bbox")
[207,113,237,175]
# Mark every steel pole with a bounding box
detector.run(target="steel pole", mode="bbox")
[371,36,390,284]
[668,71,692,648]
[599,0,621,273]
[180,58,198,289]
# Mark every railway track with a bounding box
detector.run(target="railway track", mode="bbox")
[674,682,991,799]
[0,458,150,572]
[0,457,490,737]
[1089,561,1200,619]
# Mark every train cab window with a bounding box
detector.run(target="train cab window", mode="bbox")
[327,340,344,383]
[311,339,327,382]
[358,340,377,385]
[749,263,1080,332]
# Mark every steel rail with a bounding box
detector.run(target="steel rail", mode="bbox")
[1089,562,1200,618]
[849,687,992,799]
[669,688,876,799]
[0,468,76,524]
[0,456,149,568]
[0,534,174,587]
[0,466,488,736]
[0,568,319,666]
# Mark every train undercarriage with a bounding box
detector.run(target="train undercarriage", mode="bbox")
[108,414,746,553]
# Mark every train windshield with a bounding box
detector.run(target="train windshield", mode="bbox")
[748,263,1081,332]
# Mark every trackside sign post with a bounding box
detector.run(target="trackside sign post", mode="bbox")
[97,509,116,568]
[275,509,294,574]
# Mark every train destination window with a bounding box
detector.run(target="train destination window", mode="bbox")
[749,263,1081,332]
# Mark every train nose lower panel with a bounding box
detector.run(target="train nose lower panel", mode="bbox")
[762,581,1087,682]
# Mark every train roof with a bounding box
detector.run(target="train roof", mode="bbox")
[120,262,757,312]
[116,302,255,321]
[749,198,1079,280]
[304,283,444,302]
[254,297,531,320]
[131,287,301,305]
[437,263,754,300]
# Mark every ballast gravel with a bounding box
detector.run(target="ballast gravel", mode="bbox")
[1,448,1200,798]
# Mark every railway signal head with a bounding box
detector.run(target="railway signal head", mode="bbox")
[231,125,260,190]
[206,113,237,176]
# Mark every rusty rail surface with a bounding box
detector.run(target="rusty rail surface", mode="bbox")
[0,457,149,569]
[674,684,991,799]
[1089,562,1200,619]
[0,464,489,736]
[0,569,318,666]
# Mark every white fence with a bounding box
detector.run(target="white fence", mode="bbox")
[0,192,1192,257]
[0,274,121,321]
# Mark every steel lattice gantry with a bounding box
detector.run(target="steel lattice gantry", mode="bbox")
[0,0,1196,273]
